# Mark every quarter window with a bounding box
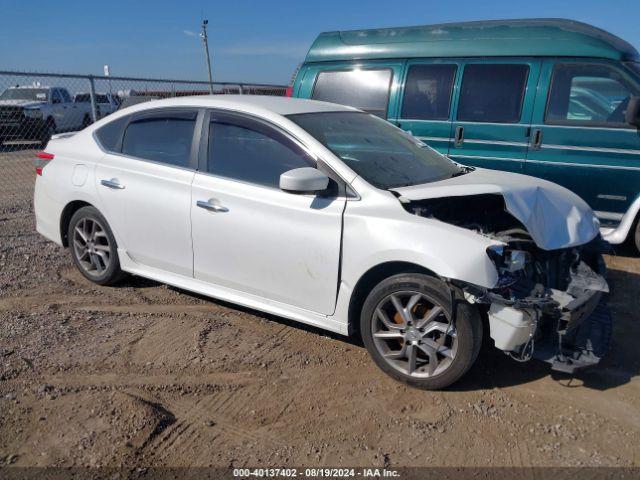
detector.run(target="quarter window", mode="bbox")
[95,115,130,152]
[546,63,639,126]
[311,69,392,118]
[401,64,457,120]
[208,118,312,188]
[457,64,529,123]
[121,111,196,168]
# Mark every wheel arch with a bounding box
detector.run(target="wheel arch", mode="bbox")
[60,200,94,247]
[347,261,438,338]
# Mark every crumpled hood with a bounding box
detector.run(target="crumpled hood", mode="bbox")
[0,99,45,108]
[391,168,600,250]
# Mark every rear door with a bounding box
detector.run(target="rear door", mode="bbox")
[95,108,201,276]
[525,59,640,218]
[295,61,404,120]
[448,59,542,173]
[396,60,460,155]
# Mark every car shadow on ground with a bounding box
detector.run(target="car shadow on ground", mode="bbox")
[111,249,640,393]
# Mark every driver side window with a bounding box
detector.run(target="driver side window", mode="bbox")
[546,63,638,127]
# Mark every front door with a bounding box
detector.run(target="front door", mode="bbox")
[525,59,640,218]
[191,112,345,315]
[448,59,541,173]
[95,108,200,276]
[396,60,461,155]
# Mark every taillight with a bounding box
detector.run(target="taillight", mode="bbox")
[285,86,293,97]
[35,151,54,176]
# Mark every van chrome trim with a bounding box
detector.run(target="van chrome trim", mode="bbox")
[524,159,640,171]
[531,123,639,132]
[594,210,624,221]
[462,138,529,148]
[541,144,640,155]
[448,154,524,163]
[597,194,627,201]
[600,195,640,245]
[416,136,449,143]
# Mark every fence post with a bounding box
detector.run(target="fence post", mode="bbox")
[88,75,98,123]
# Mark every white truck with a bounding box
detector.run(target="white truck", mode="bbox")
[0,85,92,145]
[74,92,120,119]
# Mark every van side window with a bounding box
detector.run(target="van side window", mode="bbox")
[457,64,529,123]
[546,63,639,126]
[401,65,457,120]
[311,69,392,118]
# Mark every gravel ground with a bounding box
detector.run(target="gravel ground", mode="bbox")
[1,147,639,469]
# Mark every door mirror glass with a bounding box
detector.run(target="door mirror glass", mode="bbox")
[280,167,329,193]
[625,96,640,127]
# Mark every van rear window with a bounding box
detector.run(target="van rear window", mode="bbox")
[311,69,392,118]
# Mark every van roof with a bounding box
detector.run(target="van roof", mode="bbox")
[305,19,639,63]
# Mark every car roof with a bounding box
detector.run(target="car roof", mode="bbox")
[111,95,358,117]
[305,18,639,63]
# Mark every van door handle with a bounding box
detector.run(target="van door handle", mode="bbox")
[196,200,228,212]
[454,126,464,147]
[531,129,543,150]
[100,179,125,190]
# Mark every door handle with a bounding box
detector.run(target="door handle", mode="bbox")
[196,200,228,212]
[531,129,543,150]
[454,126,464,147]
[100,179,125,190]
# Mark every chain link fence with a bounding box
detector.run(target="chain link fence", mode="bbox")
[0,70,286,207]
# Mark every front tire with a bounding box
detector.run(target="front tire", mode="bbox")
[68,206,126,285]
[360,274,482,390]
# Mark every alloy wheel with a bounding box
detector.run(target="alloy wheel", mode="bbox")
[72,217,111,277]
[371,291,458,378]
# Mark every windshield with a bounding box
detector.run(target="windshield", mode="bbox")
[287,111,461,189]
[0,88,48,101]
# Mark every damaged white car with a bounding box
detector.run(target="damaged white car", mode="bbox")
[34,96,611,389]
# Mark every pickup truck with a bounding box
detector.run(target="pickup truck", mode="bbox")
[74,92,120,119]
[0,85,92,145]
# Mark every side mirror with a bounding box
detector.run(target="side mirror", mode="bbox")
[625,96,640,128]
[280,167,329,194]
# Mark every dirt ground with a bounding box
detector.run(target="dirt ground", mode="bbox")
[1,148,639,470]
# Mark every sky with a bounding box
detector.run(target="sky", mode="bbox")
[1,0,639,85]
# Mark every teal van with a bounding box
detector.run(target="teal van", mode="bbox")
[291,19,640,250]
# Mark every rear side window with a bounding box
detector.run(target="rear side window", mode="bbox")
[95,115,130,151]
[546,63,639,126]
[311,69,392,118]
[208,118,312,188]
[121,111,196,168]
[401,64,457,120]
[457,64,529,123]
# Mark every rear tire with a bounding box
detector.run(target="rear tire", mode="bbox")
[68,206,126,285]
[360,274,482,390]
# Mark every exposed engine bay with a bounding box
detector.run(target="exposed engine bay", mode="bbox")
[403,193,611,373]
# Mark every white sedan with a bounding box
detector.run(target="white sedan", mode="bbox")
[34,96,610,389]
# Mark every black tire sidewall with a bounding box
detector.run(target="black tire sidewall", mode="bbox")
[360,274,482,390]
[68,206,124,286]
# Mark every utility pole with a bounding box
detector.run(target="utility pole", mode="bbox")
[200,19,214,94]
